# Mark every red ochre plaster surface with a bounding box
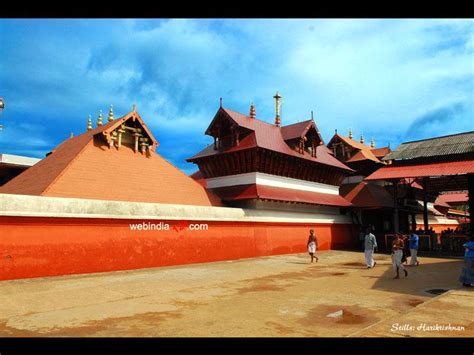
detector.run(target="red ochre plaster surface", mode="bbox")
[0,216,357,280]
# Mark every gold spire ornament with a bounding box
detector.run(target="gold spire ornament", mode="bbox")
[97,110,103,127]
[87,115,92,131]
[273,91,281,127]
[348,128,353,139]
[370,137,375,148]
[108,105,114,122]
[250,103,256,119]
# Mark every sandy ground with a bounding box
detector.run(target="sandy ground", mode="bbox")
[0,250,472,337]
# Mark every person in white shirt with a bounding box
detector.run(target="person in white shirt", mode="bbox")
[364,227,378,269]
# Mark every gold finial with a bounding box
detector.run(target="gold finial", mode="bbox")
[70,132,74,139]
[133,103,136,112]
[360,134,364,144]
[108,105,114,122]
[370,137,375,148]
[273,91,282,127]
[250,103,256,119]
[87,115,92,131]
[97,109,103,127]
[348,128,353,139]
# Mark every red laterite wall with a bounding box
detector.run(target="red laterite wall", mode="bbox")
[0,216,357,281]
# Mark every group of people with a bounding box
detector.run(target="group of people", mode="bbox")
[363,227,419,279]
[306,227,473,286]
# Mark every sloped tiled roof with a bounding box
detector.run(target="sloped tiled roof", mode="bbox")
[437,192,468,205]
[371,147,391,158]
[365,160,474,180]
[343,182,394,208]
[189,107,352,172]
[0,111,222,207]
[383,131,474,161]
[280,119,323,143]
[328,134,382,164]
[210,183,352,207]
[346,149,382,163]
[434,196,452,208]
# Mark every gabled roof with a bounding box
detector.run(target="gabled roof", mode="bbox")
[343,182,394,209]
[327,133,382,163]
[346,149,382,164]
[280,119,323,143]
[371,147,391,158]
[189,107,353,172]
[328,134,366,150]
[0,111,221,207]
[100,110,159,151]
[382,131,474,161]
[281,120,312,140]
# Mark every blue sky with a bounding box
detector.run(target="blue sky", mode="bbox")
[0,19,473,174]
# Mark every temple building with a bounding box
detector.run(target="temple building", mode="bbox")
[0,106,221,206]
[327,129,461,247]
[187,93,353,211]
[366,131,473,234]
[0,99,356,281]
[2,92,466,282]
[327,129,390,179]
[326,129,397,243]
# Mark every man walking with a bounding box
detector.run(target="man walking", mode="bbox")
[392,234,408,279]
[364,227,377,269]
[409,229,420,266]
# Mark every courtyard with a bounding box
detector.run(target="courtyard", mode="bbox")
[0,250,472,337]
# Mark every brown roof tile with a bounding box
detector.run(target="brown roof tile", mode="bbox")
[0,112,222,207]
[344,182,394,208]
[189,107,352,172]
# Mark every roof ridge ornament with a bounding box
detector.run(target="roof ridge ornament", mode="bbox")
[133,103,136,112]
[108,105,114,122]
[360,134,364,144]
[348,128,353,139]
[250,103,256,119]
[87,115,92,131]
[370,137,375,148]
[273,91,281,127]
[97,109,103,127]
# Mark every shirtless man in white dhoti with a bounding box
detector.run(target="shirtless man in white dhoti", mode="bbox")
[307,229,319,263]
[392,234,408,279]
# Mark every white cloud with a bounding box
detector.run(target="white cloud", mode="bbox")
[1,19,473,164]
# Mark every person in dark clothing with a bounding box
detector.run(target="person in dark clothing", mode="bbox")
[459,235,474,287]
